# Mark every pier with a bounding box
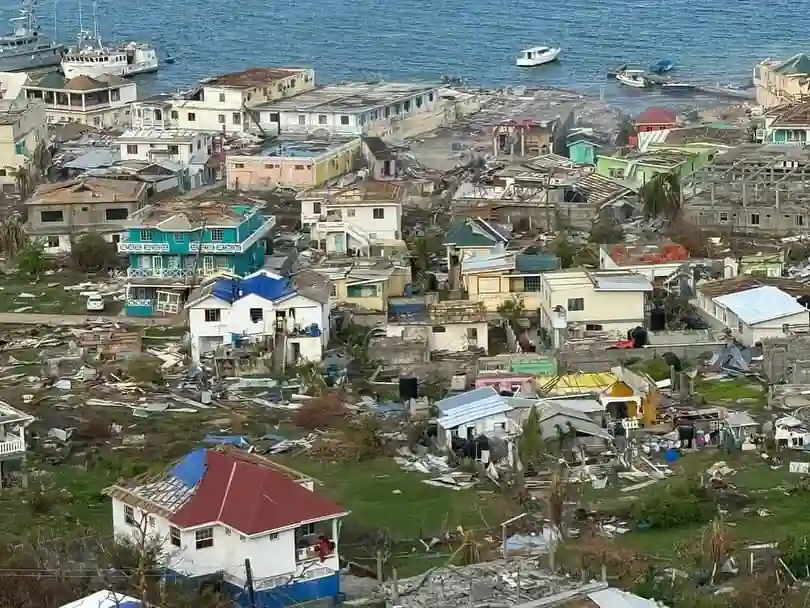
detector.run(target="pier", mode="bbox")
[606,66,756,100]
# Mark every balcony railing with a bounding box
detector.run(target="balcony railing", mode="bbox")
[127,267,205,280]
[0,437,25,456]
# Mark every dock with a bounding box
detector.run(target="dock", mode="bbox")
[606,66,756,101]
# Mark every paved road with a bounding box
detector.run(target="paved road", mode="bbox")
[0,312,183,327]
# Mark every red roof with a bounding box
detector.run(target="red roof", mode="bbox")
[635,107,678,125]
[170,450,347,535]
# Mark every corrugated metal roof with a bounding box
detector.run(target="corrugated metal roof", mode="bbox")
[436,387,513,430]
[588,587,666,608]
[713,285,808,326]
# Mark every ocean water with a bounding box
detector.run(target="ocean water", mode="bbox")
[9,0,810,103]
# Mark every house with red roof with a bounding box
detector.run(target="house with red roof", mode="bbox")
[105,447,348,608]
[629,107,678,147]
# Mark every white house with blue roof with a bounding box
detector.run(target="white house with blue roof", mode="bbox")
[185,270,331,363]
[436,387,520,449]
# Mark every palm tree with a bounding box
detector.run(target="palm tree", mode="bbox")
[8,166,32,200]
[0,215,27,259]
[641,172,681,221]
[497,295,526,324]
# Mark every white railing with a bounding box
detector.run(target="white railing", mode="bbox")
[316,221,373,246]
[0,437,25,456]
[126,298,153,308]
[127,267,204,280]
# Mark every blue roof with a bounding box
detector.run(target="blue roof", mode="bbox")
[211,275,294,304]
[169,447,206,488]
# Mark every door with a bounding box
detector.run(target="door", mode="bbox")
[151,256,163,277]
[202,256,215,275]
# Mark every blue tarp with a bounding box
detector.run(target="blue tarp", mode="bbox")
[169,447,207,488]
[211,275,294,304]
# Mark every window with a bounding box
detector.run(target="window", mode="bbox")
[170,110,178,119]
[269,112,279,122]
[347,209,355,217]
[372,208,384,219]
[294,164,305,170]
[585,324,603,331]
[330,283,337,297]
[40,210,63,223]
[140,230,153,241]
[466,328,478,339]
[719,211,729,222]
[299,523,316,535]
[250,308,263,323]
[298,115,306,125]
[608,168,625,178]
[738,321,744,333]
[523,276,541,292]
[432,326,446,333]
[219,93,226,103]
[393,104,400,114]
[428,92,434,102]
[217,114,225,124]
[318,114,327,125]
[124,505,136,525]
[211,228,225,241]
[404,100,411,111]
[798,215,806,227]
[46,235,59,247]
[126,144,138,154]
[174,233,184,243]
[567,298,584,311]
[751,213,760,225]
[170,527,181,547]
[195,528,214,549]
[110,89,120,102]
[187,112,196,121]
[0,169,5,177]
[347,285,378,297]
[268,532,279,541]
[416,95,423,108]
[233,113,241,125]
[105,208,128,221]
[204,309,221,323]
[234,162,245,169]
[340,115,350,125]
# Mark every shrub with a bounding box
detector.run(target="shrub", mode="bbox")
[292,393,346,430]
[71,232,117,271]
[633,477,715,529]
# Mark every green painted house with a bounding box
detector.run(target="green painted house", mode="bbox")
[595,145,719,190]
[566,133,603,165]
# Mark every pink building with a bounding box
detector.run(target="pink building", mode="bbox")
[474,372,535,394]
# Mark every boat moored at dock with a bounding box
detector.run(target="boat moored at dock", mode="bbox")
[0,0,64,72]
[61,0,158,79]
[649,58,675,74]
[615,69,649,88]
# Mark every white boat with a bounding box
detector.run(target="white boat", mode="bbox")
[515,46,561,67]
[615,69,649,89]
[61,0,158,79]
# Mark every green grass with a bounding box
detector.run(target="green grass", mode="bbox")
[275,456,513,575]
[590,449,810,561]
[694,378,766,408]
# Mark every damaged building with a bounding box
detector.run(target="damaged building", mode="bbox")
[681,144,810,233]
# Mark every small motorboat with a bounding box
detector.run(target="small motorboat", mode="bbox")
[516,46,561,67]
[616,69,649,89]
[649,58,675,74]
[164,53,175,64]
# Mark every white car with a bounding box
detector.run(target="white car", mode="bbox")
[85,293,105,312]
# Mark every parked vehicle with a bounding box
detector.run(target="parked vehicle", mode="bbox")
[86,293,105,312]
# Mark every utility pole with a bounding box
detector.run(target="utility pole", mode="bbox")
[245,558,257,608]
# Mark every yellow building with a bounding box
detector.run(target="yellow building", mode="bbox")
[226,135,361,191]
[314,258,410,313]
[0,72,46,194]
[540,368,660,426]
[754,54,810,109]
